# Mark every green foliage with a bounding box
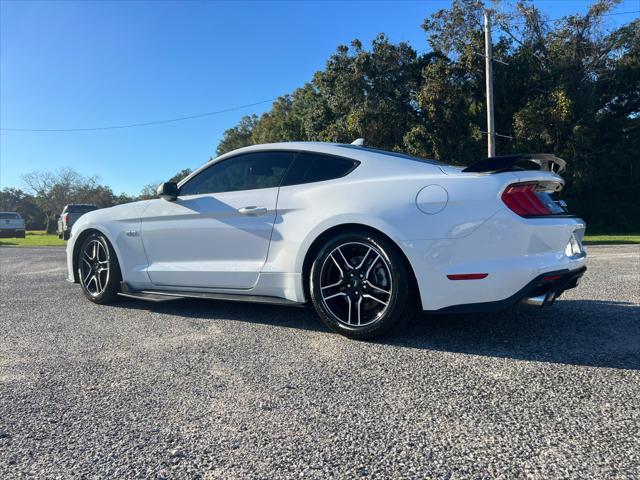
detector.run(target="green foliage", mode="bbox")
[217,115,259,155]
[0,188,45,229]
[0,231,67,247]
[216,0,639,232]
[15,168,135,228]
[168,168,193,184]
[21,168,122,216]
[137,167,195,200]
[138,184,159,201]
[583,234,640,245]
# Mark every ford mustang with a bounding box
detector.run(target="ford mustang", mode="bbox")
[66,141,586,339]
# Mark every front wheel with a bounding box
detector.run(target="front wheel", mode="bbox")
[309,231,414,339]
[78,233,121,304]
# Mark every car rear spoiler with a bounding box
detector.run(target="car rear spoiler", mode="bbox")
[462,154,566,174]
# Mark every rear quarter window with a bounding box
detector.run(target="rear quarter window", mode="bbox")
[282,153,358,186]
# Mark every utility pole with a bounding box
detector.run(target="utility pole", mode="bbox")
[484,9,496,157]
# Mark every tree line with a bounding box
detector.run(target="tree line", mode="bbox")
[2,0,637,232]
[0,168,192,231]
[217,0,639,232]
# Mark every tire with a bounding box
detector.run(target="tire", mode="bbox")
[62,231,70,240]
[309,230,415,340]
[18,231,26,239]
[77,232,121,304]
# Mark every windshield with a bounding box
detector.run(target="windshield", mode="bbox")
[0,213,20,219]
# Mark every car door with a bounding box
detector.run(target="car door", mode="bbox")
[140,151,295,289]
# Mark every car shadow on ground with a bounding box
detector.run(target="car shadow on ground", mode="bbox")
[394,300,639,371]
[113,297,639,370]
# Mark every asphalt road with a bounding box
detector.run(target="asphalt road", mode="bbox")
[0,245,638,479]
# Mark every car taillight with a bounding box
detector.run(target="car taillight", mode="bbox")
[501,182,565,217]
[64,213,70,223]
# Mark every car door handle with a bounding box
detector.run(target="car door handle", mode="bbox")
[237,206,268,216]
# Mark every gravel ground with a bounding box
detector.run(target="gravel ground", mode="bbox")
[0,245,638,479]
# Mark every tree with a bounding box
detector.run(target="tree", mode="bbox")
[21,168,122,231]
[138,183,159,201]
[214,0,639,231]
[0,188,45,229]
[137,167,194,200]
[217,115,259,155]
[168,168,193,183]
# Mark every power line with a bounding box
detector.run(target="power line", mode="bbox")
[0,98,277,132]
[3,9,636,134]
[594,10,639,17]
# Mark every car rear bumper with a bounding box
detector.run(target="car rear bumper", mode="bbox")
[433,266,586,313]
[403,210,587,312]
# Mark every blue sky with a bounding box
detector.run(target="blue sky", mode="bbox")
[1,0,638,195]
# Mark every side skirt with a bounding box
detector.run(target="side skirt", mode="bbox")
[118,282,307,307]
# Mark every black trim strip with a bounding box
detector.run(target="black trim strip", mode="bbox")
[119,282,306,307]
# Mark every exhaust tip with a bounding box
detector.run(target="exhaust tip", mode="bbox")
[521,291,559,307]
[521,294,546,307]
[545,290,558,306]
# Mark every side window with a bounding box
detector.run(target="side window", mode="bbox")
[179,152,295,196]
[281,153,358,186]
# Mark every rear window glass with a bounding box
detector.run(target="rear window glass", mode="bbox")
[282,153,358,186]
[0,213,20,219]
[336,145,444,165]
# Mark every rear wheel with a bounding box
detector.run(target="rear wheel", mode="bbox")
[310,231,414,339]
[78,233,121,304]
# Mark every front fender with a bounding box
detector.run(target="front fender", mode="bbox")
[66,222,117,283]
[67,202,151,286]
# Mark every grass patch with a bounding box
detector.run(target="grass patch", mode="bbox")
[0,230,66,247]
[583,234,640,245]
[1,231,637,248]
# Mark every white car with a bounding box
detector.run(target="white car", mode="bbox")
[66,141,586,339]
[0,212,26,238]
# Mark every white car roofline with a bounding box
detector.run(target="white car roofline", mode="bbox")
[177,141,440,188]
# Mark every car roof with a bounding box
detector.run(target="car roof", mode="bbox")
[214,141,441,164]
[180,141,444,187]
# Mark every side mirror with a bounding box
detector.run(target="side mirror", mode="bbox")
[157,182,178,201]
